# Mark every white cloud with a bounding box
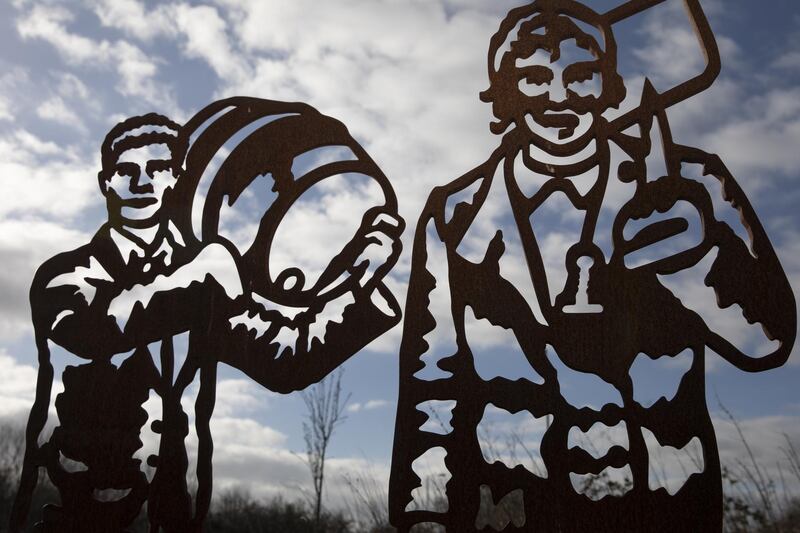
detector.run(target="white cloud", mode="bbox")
[88,0,250,85]
[17,5,105,63]
[0,351,38,420]
[0,130,99,220]
[112,40,179,115]
[348,399,392,413]
[55,72,90,101]
[89,0,171,41]
[212,378,276,417]
[626,5,800,186]
[36,96,86,131]
[212,416,288,450]
[633,7,708,89]
[38,71,103,127]
[16,3,179,115]
[169,3,250,84]
[0,67,30,122]
[699,87,800,177]
[364,399,391,410]
[631,0,738,89]
[0,126,98,341]
[214,0,509,216]
[0,100,11,122]
[773,51,800,70]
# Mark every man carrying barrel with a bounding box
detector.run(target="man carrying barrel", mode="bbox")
[12,100,404,532]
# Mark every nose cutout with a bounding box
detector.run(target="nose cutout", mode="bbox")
[548,80,568,103]
[129,170,154,194]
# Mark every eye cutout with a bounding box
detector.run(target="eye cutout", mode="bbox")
[517,65,554,86]
[563,61,601,85]
[113,162,140,179]
[510,39,540,60]
[145,159,174,177]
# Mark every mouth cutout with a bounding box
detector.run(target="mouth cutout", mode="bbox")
[541,111,580,130]
[123,197,158,208]
[524,112,593,145]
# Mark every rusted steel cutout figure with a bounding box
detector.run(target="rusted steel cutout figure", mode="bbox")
[390,0,795,532]
[11,97,404,532]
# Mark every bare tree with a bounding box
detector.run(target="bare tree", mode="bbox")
[301,368,351,529]
[0,423,28,528]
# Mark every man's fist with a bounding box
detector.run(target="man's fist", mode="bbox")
[613,177,716,275]
[350,209,404,290]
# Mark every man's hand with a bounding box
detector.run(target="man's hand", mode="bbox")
[348,209,404,290]
[614,177,715,275]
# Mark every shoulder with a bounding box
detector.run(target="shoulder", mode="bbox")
[30,232,108,299]
[420,149,505,247]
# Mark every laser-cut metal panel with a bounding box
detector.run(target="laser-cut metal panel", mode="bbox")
[389,1,796,532]
[11,97,404,533]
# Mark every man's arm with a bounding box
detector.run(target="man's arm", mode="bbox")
[33,248,130,360]
[217,209,404,393]
[108,241,244,341]
[12,247,127,531]
[614,148,796,371]
[694,151,795,370]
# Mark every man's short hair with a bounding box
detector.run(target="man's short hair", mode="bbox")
[481,0,626,130]
[100,113,186,179]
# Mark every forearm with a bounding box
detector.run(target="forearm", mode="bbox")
[35,284,130,359]
[111,242,244,337]
[50,310,131,358]
[125,276,245,344]
[704,224,796,369]
[222,283,401,393]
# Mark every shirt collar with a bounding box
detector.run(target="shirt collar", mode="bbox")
[109,227,146,265]
[109,222,186,267]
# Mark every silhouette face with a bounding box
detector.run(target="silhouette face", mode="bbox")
[104,143,177,226]
[512,34,606,144]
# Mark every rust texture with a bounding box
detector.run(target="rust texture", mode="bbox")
[389,0,795,531]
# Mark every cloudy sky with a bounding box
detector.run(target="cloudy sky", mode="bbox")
[1,0,799,513]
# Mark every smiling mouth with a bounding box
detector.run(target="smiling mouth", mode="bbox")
[543,111,580,135]
[525,112,591,142]
[122,197,158,208]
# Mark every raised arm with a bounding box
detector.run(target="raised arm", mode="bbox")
[216,208,404,393]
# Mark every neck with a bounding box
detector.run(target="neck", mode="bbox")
[528,138,599,170]
[119,223,160,247]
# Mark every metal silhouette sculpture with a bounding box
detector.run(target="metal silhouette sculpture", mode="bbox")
[389,0,796,531]
[11,97,403,532]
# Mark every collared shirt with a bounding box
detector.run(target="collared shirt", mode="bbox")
[109,221,187,272]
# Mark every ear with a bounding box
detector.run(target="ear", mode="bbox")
[97,170,109,195]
